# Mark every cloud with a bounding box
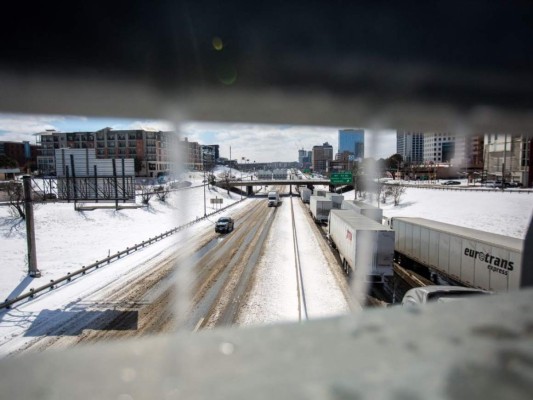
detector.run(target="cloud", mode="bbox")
[124,120,175,132]
[0,113,65,142]
[179,121,396,162]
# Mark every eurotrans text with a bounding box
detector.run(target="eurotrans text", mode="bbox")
[464,248,514,276]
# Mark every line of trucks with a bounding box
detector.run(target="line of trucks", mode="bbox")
[300,186,525,292]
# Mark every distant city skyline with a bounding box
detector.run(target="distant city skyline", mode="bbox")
[0,113,397,163]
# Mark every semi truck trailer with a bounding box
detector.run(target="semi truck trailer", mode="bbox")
[391,217,524,292]
[300,187,312,203]
[341,200,383,223]
[328,210,395,283]
[325,192,344,209]
[309,195,332,223]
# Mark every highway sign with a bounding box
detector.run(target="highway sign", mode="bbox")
[330,172,353,184]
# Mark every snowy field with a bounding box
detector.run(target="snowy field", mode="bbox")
[0,167,249,301]
[342,187,532,239]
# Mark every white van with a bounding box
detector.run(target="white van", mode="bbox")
[267,191,280,207]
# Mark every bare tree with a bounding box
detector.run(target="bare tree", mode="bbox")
[375,181,384,207]
[6,181,25,219]
[390,184,406,206]
[138,182,153,205]
[220,171,232,195]
[208,172,216,190]
[154,185,170,202]
[381,184,392,204]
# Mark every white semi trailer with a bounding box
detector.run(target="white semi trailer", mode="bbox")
[325,192,344,209]
[391,217,524,292]
[328,210,395,283]
[309,195,332,223]
[341,200,383,223]
[300,187,312,203]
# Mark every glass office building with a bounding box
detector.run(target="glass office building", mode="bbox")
[338,129,364,160]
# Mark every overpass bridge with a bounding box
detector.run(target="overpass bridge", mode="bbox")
[215,179,352,196]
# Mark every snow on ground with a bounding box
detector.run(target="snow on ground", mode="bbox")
[291,196,352,318]
[343,187,533,239]
[237,192,350,327]
[0,169,244,301]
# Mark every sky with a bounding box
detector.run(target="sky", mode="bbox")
[0,112,398,163]
[1,175,531,356]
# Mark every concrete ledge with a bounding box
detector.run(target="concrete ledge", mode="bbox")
[1,288,532,399]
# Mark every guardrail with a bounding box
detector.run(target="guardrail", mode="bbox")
[0,196,248,310]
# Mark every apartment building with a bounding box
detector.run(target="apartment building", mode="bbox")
[37,129,189,177]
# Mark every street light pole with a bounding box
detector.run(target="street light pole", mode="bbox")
[240,158,243,200]
[203,162,207,217]
[502,133,507,190]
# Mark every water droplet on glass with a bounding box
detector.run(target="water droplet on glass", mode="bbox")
[219,342,235,355]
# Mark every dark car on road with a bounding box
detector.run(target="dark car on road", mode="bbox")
[215,217,234,233]
[441,180,461,185]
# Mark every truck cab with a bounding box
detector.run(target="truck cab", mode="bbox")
[267,191,280,207]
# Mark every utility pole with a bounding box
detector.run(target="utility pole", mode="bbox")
[23,176,40,277]
[203,165,207,217]
[502,133,507,190]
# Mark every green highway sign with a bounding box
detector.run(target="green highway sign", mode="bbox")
[330,171,353,184]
